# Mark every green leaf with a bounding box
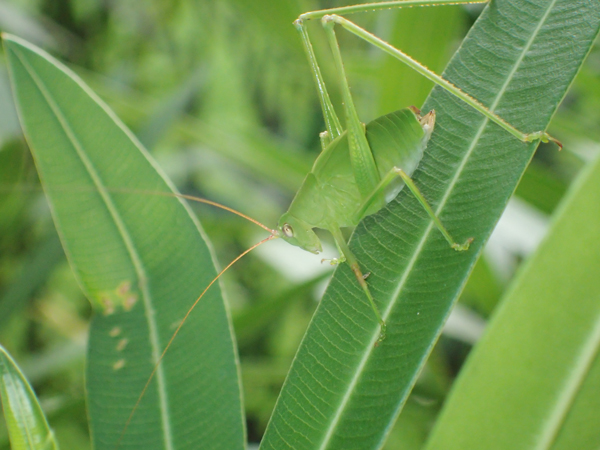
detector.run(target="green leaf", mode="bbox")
[3,34,245,450]
[0,344,59,450]
[260,1,600,449]
[424,153,600,449]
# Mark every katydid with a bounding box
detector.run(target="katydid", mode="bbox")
[273,0,560,342]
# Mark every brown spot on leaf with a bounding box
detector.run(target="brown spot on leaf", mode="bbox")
[109,327,121,337]
[116,339,129,352]
[123,294,138,311]
[113,359,126,370]
[116,281,132,296]
[101,297,115,315]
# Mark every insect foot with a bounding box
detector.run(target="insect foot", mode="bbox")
[321,256,346,265]
[375,321,387,346]
[379,322,387,341]
[524,131,563,150]
[451,237,474,252]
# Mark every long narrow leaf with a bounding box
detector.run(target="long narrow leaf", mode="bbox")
[424,153,600,449]
[0,344,59,450]
[3,34,245,450]
[260,1,600,449]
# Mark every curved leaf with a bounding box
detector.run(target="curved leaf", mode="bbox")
[424,152,600,449]
[260,1,600,449]
[3,34,245,450]
[0,344,58,450]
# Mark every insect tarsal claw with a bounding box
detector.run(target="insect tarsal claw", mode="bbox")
[321,257,346,266]
[377,322,387,343]
[548,134,563,150]
[452,237,474,252]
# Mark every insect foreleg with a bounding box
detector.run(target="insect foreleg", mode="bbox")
[329,227,387,342]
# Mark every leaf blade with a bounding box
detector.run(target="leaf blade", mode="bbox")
[424,152,600,450]
[0,344,59,450]
[259,1,600,449]
[3,34,245,450]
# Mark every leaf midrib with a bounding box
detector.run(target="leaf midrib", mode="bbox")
[316,1,558,448]
[9,41,175,450]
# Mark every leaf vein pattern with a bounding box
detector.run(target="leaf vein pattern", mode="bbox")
[316,1,559,448]
[11,48,174,450]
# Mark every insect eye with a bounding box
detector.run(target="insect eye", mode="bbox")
[282,223,294,238]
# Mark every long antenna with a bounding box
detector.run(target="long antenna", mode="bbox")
[112,188,275,233]
[116,233,278,449]
[7,183,281,447]
[2,184,275,233]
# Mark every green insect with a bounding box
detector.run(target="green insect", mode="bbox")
[272,0,560,341]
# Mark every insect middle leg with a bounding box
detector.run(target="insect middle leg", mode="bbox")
[357,166,474,251]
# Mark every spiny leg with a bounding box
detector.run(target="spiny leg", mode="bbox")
[319,12,561,148]
[298,0,488,22]
[330,227,387,342]
[357,166,473,251]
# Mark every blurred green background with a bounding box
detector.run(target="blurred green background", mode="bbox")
[0,0,598,448]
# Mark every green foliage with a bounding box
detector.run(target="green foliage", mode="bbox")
[0,1,599,449]
[425,144,600,450]
[0,344,58,450]
[260,2,600,448]
[4,34,244,450]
